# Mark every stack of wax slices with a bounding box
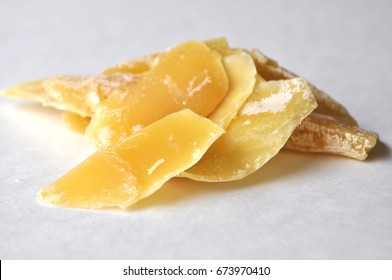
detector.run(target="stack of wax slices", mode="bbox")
[2,38,378,209]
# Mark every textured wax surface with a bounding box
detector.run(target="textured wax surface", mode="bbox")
[0,0,391,259]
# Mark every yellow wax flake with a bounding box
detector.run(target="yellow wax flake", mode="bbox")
[62,111,91,134]
[39,109,224,209]
[208,51,258,128]
[204,37,230,54]
[285,113,378,160]
[102,37,230,76]
[42,73,137,117]
[86,40,229,147]
[102,54,158,75]
[1,78,48,103]
[249,48,358,126]
[1,74,138,117]
[182,78,317,182]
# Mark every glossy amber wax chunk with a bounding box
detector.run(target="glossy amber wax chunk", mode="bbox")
[182,78,317,182]
[39,109,224,209]
[86,40,229,147]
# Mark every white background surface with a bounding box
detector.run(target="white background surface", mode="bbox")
[0,0,391,259]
